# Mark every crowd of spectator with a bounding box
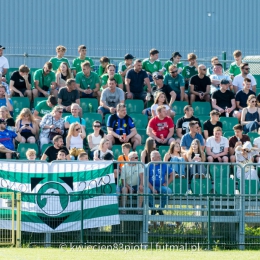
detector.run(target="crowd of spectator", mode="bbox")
[1,45,260,213]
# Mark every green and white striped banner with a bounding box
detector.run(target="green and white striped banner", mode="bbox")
[0,161,119,232]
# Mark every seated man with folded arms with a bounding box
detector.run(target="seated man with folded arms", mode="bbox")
[206,126,229,162]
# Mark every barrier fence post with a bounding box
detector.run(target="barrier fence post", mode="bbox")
[80,194,84,244]
[239,165,245,250]
[207,196,211,250]
[222,51,227,70]
[16,193,21,248]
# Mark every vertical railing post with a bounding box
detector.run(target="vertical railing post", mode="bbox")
[207,196,211,250]
[222,51,227,70]
[80,194,84,244]
[16,193,21,248]
[239,164,245,250]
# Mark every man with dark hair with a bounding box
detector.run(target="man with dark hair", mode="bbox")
[41,135,70,162]
[203,110,222,139]
[212,79,236,117]
[58,78,80,112]
[75,61,100,99]
[34,62,56,98]
[9,65,35,101]
[125,59,151,101]
[106,103,141,150]
[101,64,123,90]
[72,45,94,76]
[180,121,204,154]
[229,124,250,163]
[142,49,163,81]
[98,78,125,119]
[118,54,135,82]
[33,95,57,121]
[189,64,211,104]
[233,63,256,93]
[163,51,184,75]
[235,78,256,120]
[176,105,201,138]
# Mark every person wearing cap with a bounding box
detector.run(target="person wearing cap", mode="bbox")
[142,49,163,82]
[125,59,151,101]
[163,52,184,75]
[229,124,250,163]
[118,54,135,82]
[182,53,198,90]
[235,78,256,120]
[0,45,9,81]
[210,63,232,94]
[9,65,34,102]
[152,74,177,110]
[120,151,144,214]
[72,45,94,76]
[203,110,222,139]
[206,126,229,163]
[0,118,21,159]
[189,64,211,104]
[212,79,236,117]
[163,65,188,102]
[147,105,175,146]
[0,85,13,112]
[233,63,256,94]
[100,64,123,90]
[33,95,57,123]
[235,141,260,181]
[34,62,56,98]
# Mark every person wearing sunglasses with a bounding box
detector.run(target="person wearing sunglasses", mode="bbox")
[241,94,260,134]
[233,63,256,94]
[34,62,56,98]
[163,64,188,102]
[0,118,21,159]
[66,122,86,160]
[189,64,211,105]
[87,120,106,159]
[120,151,144,214]
[39,105,65,149]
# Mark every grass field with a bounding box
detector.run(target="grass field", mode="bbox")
[1,248,260,260]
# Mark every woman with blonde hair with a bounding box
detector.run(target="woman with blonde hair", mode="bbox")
[93,138,113,161]
[66,122,86,160]
[15,108,38,143]
[241,94,260,133]
[164,141,186,178]
[141,137,156,164]
[186,139,206,178]
[56,62,73,89]
[0,106,15,129]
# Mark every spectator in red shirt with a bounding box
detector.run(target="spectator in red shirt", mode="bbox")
[147,105,175,146]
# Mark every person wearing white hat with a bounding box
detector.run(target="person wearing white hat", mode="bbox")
[235,141,260,181]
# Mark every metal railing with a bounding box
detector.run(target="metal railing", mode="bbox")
[0,160,260,249]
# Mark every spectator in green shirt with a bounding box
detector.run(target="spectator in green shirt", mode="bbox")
[49,45,70,72]
[118,53,135,83]
[182,53,198,90]
[72,45,94,76]
[101,64,123,90]
[229,50,242,80]
[33,95,57,123]
[163,51,184,75]
[98,56,110,77]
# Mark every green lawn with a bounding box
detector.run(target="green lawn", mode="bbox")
[0,248,260,260]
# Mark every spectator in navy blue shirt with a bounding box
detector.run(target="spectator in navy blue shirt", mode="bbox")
[106,103,141,150]
[125,59,151,101]
[180,121,204,156]
[235,78,255,121]
[0,118,21,159]
[148,150,173,215]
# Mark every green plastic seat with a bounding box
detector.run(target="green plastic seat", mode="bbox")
[80,98,98,113]
[29,68,40,89]
[223,131,234,140]
[192,102,211,116]
[191,178,211,195]
[125,99,144,114]
[219,117,239,132]
[6,68,18,83]
[130,113,148,129]
[33,97,47,108]
[135,145,145,159]
[244,180,259,195]
[137,128,149,144]
[170,179,188,194]
[112,145,122,160]
[172,101,188,115]
[214,178,235,195]
[159,145,170,159]
[210,165,230,181]
[17,143,39,160]
[83,113,102,128]
[247,132,260,143]
[11,97,30,115]
[174,114,183,125]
